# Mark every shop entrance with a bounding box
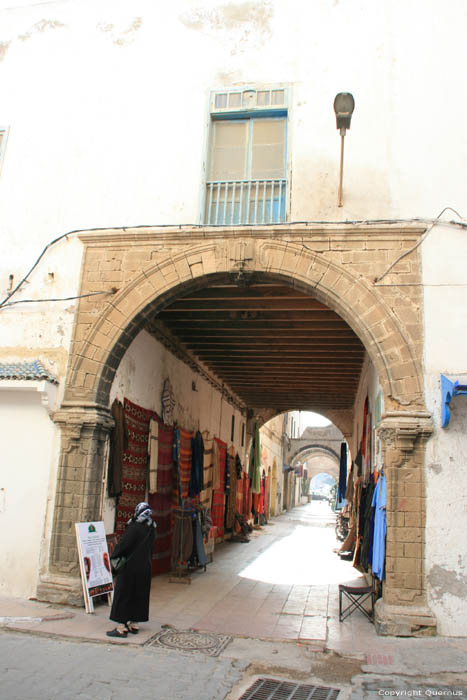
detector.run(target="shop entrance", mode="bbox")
[42,225,435,635]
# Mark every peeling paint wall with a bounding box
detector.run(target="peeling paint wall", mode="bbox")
[1,0,467,368]
[422,221,467,636]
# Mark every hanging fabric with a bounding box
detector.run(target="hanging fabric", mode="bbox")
[189,430,205,497]
[212,438,221,490]
[371,472,387,580]
[225,447,237,531]
[337,442,347,504]
[249,423,261,494]
[147,417,159,494]
[114,399,152,540]
[148,419,174,575]
[199,436,213,509]
[107,398,128,498]
[211,438,227,538]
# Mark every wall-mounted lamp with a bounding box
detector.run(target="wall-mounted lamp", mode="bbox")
[333,92,355,207]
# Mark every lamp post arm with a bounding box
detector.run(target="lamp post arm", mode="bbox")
[338,131,345,207]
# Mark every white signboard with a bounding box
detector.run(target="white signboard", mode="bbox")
[75,521,113,613]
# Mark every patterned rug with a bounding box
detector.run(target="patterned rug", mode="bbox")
[145,626,232,657]
[114,398,152,540]
[179,428,193,501]
[149,420,174,575]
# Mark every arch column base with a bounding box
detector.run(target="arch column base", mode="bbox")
[36,573,83,607]
[375,599,437,637]
[37,405,114,605]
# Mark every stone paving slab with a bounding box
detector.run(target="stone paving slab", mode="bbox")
[0,631,248,700]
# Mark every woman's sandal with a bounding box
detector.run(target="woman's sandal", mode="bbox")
[106,627,128,638]
[125,623,139,635]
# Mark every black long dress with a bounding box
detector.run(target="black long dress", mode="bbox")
[110,520,156,624]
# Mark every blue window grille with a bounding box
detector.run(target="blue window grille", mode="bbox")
[205,178,286,225]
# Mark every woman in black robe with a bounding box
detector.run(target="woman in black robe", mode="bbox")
[107,502,156,638]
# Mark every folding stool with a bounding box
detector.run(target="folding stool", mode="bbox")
[338,581,375,622]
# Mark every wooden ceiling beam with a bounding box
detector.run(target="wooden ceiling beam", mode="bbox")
[157,310,347,321]
[159,320,353,330]
[184,344,364,352]
[160,299,337,312]
[177,285,327,302]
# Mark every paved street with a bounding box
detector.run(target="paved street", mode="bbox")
[2,502,467,699]
[0,631,247,700]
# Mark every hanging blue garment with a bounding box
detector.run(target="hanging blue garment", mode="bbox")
[371,473,387,581]
[337,442,348,504]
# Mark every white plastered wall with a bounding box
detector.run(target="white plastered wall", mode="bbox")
[0,388,59,598]
[422,223,467,636]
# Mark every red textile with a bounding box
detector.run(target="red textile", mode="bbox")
[115,398,152,541]
[179,428,193,500]
[148,421,174,575]
[211,438,226,538]
[236,473,244,514]
[242,473,251,518]
[264,475,269,519]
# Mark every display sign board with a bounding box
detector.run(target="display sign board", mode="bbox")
[75,521,113,613]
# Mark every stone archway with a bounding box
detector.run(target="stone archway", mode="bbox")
[41,225,434,634]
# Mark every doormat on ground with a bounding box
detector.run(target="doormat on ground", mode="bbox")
[144,626,232,657]
[238,678,340,700]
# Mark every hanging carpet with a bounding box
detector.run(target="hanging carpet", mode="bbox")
[148,420,174,575]
[114,398,152,540]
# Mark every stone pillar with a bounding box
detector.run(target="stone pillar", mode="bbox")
[375,411,437,636]
[36,405,113,605]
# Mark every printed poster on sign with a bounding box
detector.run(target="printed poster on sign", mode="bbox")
[75,521,113,599]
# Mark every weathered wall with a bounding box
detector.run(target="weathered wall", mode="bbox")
[1,0,467,372]
[422,224,467,636]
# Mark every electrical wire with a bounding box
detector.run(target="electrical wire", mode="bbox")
[0,290,112,309]
[2,210,465,309]
[373,207,465,285]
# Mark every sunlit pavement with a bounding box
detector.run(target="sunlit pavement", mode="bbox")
[0,501,379,653]
[145,499,374,649]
